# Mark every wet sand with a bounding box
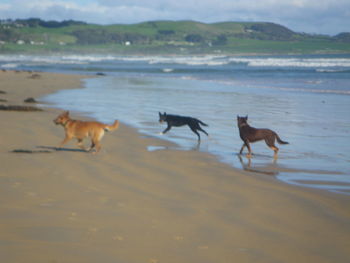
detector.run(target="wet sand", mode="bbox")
[0,70,350,263]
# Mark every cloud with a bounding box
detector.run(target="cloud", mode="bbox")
[0,0,349,35]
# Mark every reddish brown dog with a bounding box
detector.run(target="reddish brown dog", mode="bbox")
[54,111,119,153]
[237,115,289,158]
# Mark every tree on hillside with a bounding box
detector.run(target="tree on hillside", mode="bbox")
[185,34,203,43]
[213,34,228,45]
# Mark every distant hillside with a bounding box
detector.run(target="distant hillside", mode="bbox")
[0,18,349,54]
[334,32,350,43]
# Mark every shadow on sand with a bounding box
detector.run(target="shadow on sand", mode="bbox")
[11,146,87,154]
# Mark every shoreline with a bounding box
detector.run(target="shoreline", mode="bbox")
[43,71,350,195]
[1,70,350,263]
[1,49,350,57]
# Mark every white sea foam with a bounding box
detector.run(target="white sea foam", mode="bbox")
[1,63,18,68]
[119,55,228,66]
[1,54,350,69]
[0,54,117,65]
[0,55,85,65]
[227,57,350,68]
[60,55,117,62]
[316,68,349,73]
[113,55,350,68]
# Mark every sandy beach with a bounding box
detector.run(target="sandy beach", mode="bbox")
[0,70,350,263]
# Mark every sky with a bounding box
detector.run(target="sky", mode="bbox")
[0,0,349,35]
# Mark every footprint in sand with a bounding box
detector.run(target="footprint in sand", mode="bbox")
[174,236,184,241]
[88,227,98,233]
[39,203,53,207]
[39,199,54,207]
[112,235,124,241]
[117,202,126,207]
[68,212,78,221]
[198,245,209,250]
[99,196,110,204]
[12,182,21,188]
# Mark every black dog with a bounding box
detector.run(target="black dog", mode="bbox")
[237,115,288,158]
[159,112,208,141]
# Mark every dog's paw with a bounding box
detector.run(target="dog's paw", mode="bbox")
[158,132,164,135]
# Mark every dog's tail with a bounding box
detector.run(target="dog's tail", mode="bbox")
[276,134,289,145]
[198,120,208,127]
[104,120,119,132]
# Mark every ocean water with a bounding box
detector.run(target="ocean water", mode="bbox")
[1,54,350,194]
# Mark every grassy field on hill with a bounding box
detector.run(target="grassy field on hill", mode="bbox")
[1,19,349,54]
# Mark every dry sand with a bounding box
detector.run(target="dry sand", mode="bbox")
[0,70,349,263]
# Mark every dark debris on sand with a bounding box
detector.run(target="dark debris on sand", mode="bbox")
[24,97,38,103]
[0,105,43,111]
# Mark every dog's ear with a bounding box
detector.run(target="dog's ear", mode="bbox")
[245,115,248,120]
[159,112,161,116]
[164,112,166,116]
[65,111,70,116]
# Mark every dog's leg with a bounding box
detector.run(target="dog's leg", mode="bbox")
[76,139,87,151]
[162,125,172,134]
[198,127,208,136]
[93,141,102,154]
[244,141,252,158]
[58,135,72,149]
[89,132,104,154]
[270,146,279,159]
[239,140,251,155]
[239,143,246,154]
[265,136,279,158]
[190,127,201,141]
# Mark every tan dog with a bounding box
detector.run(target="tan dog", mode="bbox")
[53,111,119,153]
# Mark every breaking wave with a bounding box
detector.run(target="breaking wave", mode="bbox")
[1,54,350,69]
[229,57,350,68]
[114,55,350,68]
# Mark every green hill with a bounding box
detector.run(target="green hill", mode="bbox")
[0,19,349,54]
